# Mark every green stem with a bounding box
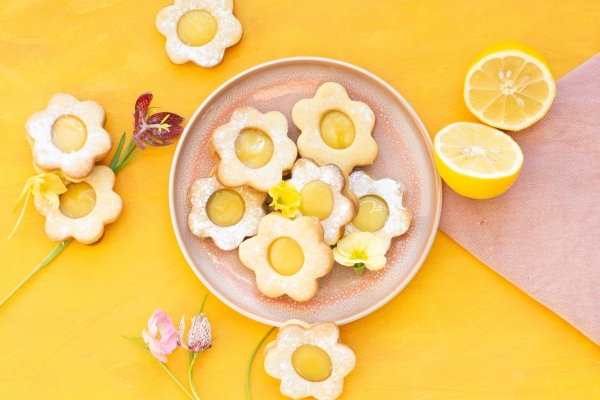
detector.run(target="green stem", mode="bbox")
[197,292,210,315]
[8,190,31,239]
[188,352,202,400]
[246,327,275,400]
[121,137,137,163]
[109,132,127,171]
[113,148,142,174]
[0,239,72,309]
[122,335,194,400]
[3,134,142,311]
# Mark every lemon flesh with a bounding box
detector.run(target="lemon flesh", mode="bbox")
[434,122,523,199]
[464,41,556,131]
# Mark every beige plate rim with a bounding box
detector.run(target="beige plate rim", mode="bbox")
[169,56,442,327]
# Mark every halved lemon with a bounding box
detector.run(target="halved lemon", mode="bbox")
[464,41,556,131]
[434,122,523,199]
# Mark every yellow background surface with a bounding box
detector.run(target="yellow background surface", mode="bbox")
[1,1,599,399]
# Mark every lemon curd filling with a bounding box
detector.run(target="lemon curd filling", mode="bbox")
[177,10,218,47]
[268,237,304,276]
[234,128,275,169]
[60,182,97,219]
[292,344,333,382]
[299,180,334,221]
[352,195,389,232]
[51,115,88,153]
[319,110,355,150]
[206,189,245,227]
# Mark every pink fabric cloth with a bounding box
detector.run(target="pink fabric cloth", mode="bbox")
[439,54,600,345]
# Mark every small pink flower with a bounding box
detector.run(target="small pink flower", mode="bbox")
[142,309,178,363]
[177,313,212,353]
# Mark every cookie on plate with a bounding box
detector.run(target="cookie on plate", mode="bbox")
[211,106,297,192]
[293,82,377,173]
[286,158,357,246]
[187,175,267,251]
[344,171,412,252]
[238,212,333,302]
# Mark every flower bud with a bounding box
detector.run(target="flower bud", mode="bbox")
[187,313,212,353]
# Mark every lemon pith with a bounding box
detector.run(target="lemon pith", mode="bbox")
[434,122,523,199]
[464,41,556,131]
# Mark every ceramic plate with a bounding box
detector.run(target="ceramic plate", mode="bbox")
[169,57,441,326]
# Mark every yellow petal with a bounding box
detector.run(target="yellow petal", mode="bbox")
[365,255,386,270]
[365,236,386,257]
[268,181,301,218]
[333,247,354,266]
[43,192,61,210]
[13,181,33,212]
[42,173,68,195]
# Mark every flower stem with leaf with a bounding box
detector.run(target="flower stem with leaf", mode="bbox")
[1,92,184,310]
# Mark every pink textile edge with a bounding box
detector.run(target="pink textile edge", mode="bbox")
[439,53,600,345]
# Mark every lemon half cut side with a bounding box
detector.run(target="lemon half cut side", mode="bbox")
[464,41,556,131]
[434,122,524,199]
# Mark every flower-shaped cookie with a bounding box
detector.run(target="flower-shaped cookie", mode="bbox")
[286,158,358,246]
[156,0,242,68]
[211,106,297,192]
[34,165,123,245]
[264,320,356,400]
[345,171,412,252]
[293,82,377,173]
[25,93,113,180]
[238,212,333,302]
[187,175,267,251]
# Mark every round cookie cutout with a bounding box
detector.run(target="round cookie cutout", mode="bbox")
[156,0,242,68]
[344,171,412,252]
[187,175,267,251]
[238,212,333,302]
[25,93,113,180]
[264,320,356,400]
[211,106,297,192]
[293,82,377,174]
[286,158,357,246]
[34,165,123,245]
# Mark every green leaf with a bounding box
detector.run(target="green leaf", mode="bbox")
[113,148,142,175]
[353,262,365,276]
[197,292,210,315]
[109,132,127,171]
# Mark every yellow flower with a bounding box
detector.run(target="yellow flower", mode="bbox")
[268,181,301,218]
[333,232,386,275]
[9,173,67,239]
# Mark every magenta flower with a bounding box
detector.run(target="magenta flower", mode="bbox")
[142,309,179,363]
[177,313,212,353]
[133,92,185,150]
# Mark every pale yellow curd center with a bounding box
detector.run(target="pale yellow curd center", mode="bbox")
[51,115,88,153]
[319,110,355,150]
[268,237,304,276]
[60,182,96,219]
[206,189,245,227]
[177,10,218,47]
[292,344,333,382]
[352,195,389,232]
[235,128,274,169]
[299,180,334,221]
